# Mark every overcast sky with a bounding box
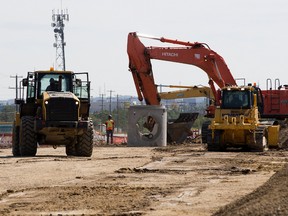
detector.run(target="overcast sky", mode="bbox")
[1,0,287,100]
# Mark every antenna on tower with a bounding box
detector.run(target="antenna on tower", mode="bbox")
[51,8,69,71]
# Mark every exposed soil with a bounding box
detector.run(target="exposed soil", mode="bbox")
[214,163,288,216]
[0,142,287,216]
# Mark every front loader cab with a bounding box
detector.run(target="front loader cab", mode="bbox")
[19,70,91,118]
[20,71,73,102]
[37,72,73,97]
[36,71,90,98]
[22,70,90,99]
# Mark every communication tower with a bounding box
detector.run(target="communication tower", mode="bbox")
[51,9,69,71]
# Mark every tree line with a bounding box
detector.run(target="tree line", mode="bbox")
[0,105,15,122]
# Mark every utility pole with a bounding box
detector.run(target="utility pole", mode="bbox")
[51,9,69,71]
[99,93,105,114]
[107,90,115,114]
[99,93,105,134]
[116,94,119,133]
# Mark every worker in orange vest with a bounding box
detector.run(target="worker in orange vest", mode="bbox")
[105,114,115,144]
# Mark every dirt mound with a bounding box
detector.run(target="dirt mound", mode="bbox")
[213,163,288,216]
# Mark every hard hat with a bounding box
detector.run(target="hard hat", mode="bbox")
[108,114,112,119]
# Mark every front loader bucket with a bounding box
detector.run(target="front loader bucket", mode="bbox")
[167,113,199,143]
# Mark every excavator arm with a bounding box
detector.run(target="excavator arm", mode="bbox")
[127,32,236,105]
[159,85,214,100]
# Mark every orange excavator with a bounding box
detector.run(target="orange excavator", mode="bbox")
[127,32,288,150]
[127,32,237,143]
[127,32,236,115]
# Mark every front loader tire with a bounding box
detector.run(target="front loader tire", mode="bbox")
[75,120,94,157]
[66,141,76,156]
[20,116,37,156]
[12,122,20,156]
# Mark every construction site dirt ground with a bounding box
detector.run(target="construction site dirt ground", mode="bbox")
[0,143,287,216]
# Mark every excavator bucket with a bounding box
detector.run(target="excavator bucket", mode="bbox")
[167,112,199,143]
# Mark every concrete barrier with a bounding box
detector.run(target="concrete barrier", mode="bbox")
[127,105,167,147]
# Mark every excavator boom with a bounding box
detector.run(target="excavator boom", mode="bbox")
[127,32,160,105]
[127,32,236,106]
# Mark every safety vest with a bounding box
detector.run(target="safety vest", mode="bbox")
[106,120,114,130]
